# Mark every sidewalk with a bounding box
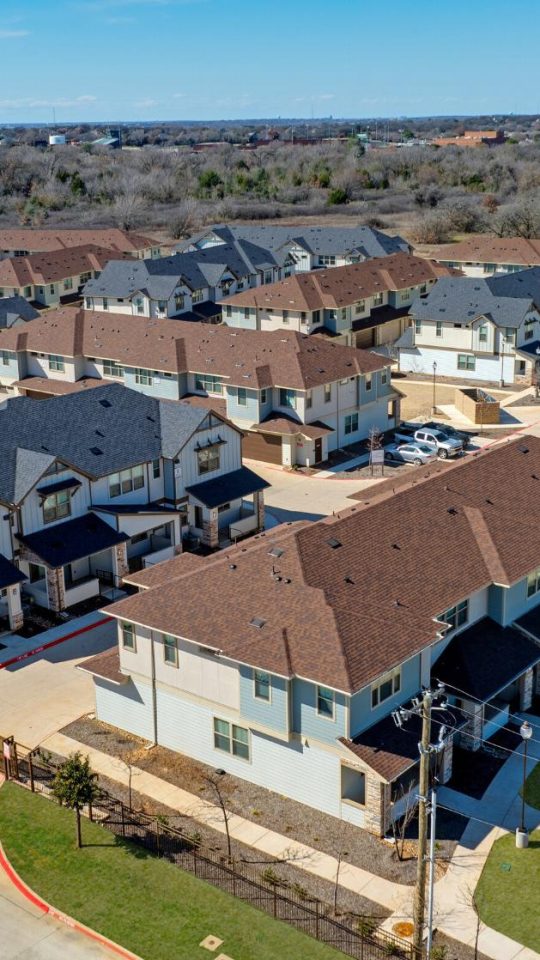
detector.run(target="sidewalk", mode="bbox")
[41,729,540,959]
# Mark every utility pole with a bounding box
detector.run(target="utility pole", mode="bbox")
[412,689,432,956]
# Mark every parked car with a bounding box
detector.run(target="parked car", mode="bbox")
[394,426,463,458]
[423,421,476,449]
[384,442,438,466]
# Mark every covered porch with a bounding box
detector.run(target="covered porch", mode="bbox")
[0,554,26,632]
[251,414,333,468]
[16,513,129,613]
[91,502,183,571]
[185,466,269,548]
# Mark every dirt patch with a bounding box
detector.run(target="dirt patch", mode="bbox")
[506,391,540,407]
[61,716,459,885]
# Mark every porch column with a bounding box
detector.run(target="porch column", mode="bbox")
[112,541,129,585]
[519,668,534,712]
[46,566,65,612]
[440,734,454,783]
[254,490,265,532]
[202,508,219,550]
[6,584,23,632]
[461,701,482,751]
[364,775,390,836]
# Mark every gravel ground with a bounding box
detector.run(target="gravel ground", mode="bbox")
[61,716,461,885]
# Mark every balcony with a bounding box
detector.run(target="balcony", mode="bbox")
[64,575,100,607]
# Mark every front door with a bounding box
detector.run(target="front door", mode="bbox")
[314,438,323,463]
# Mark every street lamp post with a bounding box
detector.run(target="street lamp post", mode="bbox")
[431,361,437,415]
[516,720,533,848]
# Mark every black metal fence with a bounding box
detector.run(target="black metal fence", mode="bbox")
[3,736,421,960]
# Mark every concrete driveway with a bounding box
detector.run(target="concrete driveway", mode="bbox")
[0,616,116,748]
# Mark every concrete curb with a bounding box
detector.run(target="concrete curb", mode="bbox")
[0,616,112,670]
[0,838,141,959]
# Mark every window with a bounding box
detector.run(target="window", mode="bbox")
[457,354,476,371]
[192,289,204,304]
[175,294,184,312]
[524,318,535,340]
[225,304,232,318]
[381,369,388,385]
[355,300,366,314]
[254,670,271,701]
[312,310,321,325]
[260,388,268,404]
[152,458,161,479]
[319,255,336,266]
[419,283,427,294]
[479,325,488,343]
[415,319,422,335]
[400,289,411,303]
[130,532,147,545]
[341,766,366,806]
[365,374,372,391]
[344,412,358,435]
[527,566,540,597]
[63,277,73,291]
[49,284,55,294]
[134,297,144,314]
[103,359,124,378]
[282,310,289,324]
[301,312,307,324]
[48,354,64,372]
[317,686,335,719]
[306,389,312,409]
[324,383,332,403]
[504,327,515,343]
[373,292,383,306]
[279,388,296,409]
[135,368,153,385]
[109,465,144,498]
[213,718,250,760]
[438,599,469,632]
[218,502,231,513]
[197,444,220,475]
[157,300,167,313]
[264,271,272,284]
[28,562,46,583]
[243,308,251,319]
[121,622,136,651]
[163,634,178,666]
[436,321,443,338]
[237,387,247,406]
[42,489,71,523]
[371,667,401,708]
[103,297,109,311]
[0,350,12,366]
[195,374,224,395]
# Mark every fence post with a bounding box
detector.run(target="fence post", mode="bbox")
[273,885,277,918]
[12,740,19,781]
[315,899,320,940]
[120,802,126,838]
[193,848,198,876]
[156,820,161,857]
[3,739,10,781]
[28,752,35,793]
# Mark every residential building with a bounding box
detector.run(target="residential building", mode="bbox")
[220,253,455,348]
[178,223,411,272]
[0,296,40,330]
[0,307,397,467]
[81,438,540,836]
[0,383,267,631]
[0,228,161,260]
[432,130,505,148]
[82,241,295,320]
[432,236,540,277]
[0,246,133,307]
[398,269,540,384]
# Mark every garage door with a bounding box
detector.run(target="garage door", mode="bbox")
[355,328,375,349]
[243,430,282,464]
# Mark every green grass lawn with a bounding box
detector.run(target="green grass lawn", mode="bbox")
[520,760,540,810]
[475,828,540,952]
[0,783,341,960]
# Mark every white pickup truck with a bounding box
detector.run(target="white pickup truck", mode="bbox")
[393,425,463,459]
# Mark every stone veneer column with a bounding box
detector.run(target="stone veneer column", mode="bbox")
[112,542,129,584]
[364,774,390,836]
[441,734,454,783]
[7,584,24,632]
[46,566,65,612]
[255,490,265,531]
[461,701,482,751]
[519,668,534,712]
[202,511,219,549]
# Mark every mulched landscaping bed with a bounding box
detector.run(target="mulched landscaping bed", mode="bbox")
[62,715,459,885]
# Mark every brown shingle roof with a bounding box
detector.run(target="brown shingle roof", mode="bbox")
[13,376,108,396]
[77,647,127,685]
[0,228,158,255]
[220,253,456,312]
[0,245,132,287]
[433,236,540,266]
[0,307,387,390]
[103,438,540,694]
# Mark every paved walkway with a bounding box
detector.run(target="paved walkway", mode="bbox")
[41,728,540,959]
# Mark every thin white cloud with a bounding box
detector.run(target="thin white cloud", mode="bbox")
[0,96,97,109]
[0,29,30,38]
[172,93,187,99]
[134,97,159,108]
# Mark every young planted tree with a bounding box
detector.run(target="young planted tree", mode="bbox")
[52,752,99,849]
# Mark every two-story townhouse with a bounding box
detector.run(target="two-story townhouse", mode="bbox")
[0,246,133,307]
[81,438,540,837]
[432,236,540,278]
[83,241,294,321]
[177,223,411,272]
[220,253,456,349]
[0,296,40,330]
[0,383,268,631]
[398,269,540,385]
[0,308,398,467]
[0,228,161,261]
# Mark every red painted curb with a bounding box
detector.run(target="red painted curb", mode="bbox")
[0,616,112,670]
[0,839,140,959]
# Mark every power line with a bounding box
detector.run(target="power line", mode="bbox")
[429,679,540,752]
[432,675,540,741]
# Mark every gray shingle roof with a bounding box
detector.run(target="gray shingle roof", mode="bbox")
[0,383,233,505]
[0,296,40,329]
[410,275,534,329]
[178,224,410,259]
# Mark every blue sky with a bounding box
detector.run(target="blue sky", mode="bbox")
[1,0,539,123]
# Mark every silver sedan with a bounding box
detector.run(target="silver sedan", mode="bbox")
[384,442,439,466]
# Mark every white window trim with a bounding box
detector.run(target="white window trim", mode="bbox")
[371,667,401,709]
[316,685,335,720]
[253,669,272,702]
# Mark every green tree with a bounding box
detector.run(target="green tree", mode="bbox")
[327,187,348,206]
[52,752,98,848]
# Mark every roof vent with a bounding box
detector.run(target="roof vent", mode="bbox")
[90,446,103,456]
[269,547,284,558]
[392,543,400,550]
[250,617,266,629]
[447,507,458,515]
[99,398,112,408]
[344,575,355,585]
[326,537,342,549]
[519,445,529,454]
[229,563,237,570]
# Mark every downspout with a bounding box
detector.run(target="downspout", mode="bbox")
[336,380,340,451]
[150,631,158,746]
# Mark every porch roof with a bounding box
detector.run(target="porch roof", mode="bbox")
[257,413,333,439]
[185,466,269,509]
[432,616,540,703]
[92,502,179,516]
[515,605,540,641]
[16,513,128,568]
[340,711,423,782]
[36,477,82,497]
[77,646,128,685]
[0,553,26,590]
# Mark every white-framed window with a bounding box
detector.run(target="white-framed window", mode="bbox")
[0,350,12,366]
[163,633,178,666]
[319,255,336,266]
[371,667,401,708]
[237,387,247,406]
[282,310,290,324]
[300,312,307,324]
[175,294,184,312]
[195,374,224,395]
[103,359,124,378]
[197,444,220,475]
[312,310,321,325]
[63,277,73,291]
[457,354,476,371]
[317,685,335,718]
[436,321,443,338]
[214,718,250,760]
[48,354,64,372]
[524,317,535,340]
[415,319,422,334]
[344,412,358,435]
[279,388,296,409]
[103,297,109,311]
[134,297,144,315]
[218,502,230,513]
[306,389,312,409]
[254,670,271,701]
[504,327,515,344]
[135,368,153,385]
[192,289,204,304]
[152,458,161,479]
[381,369,388,384]
[49,284,55,294]
[324,383,332,403]
[365,374,372,391]
[260,388,268,404]
[109,465,144,498]
[373,292,383,306]
[42,489,71,523]
[527,567,540,597]
[355,300,365,314]
[478,325,488,343]
[121,622,136,651]
[438,599,469,632]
